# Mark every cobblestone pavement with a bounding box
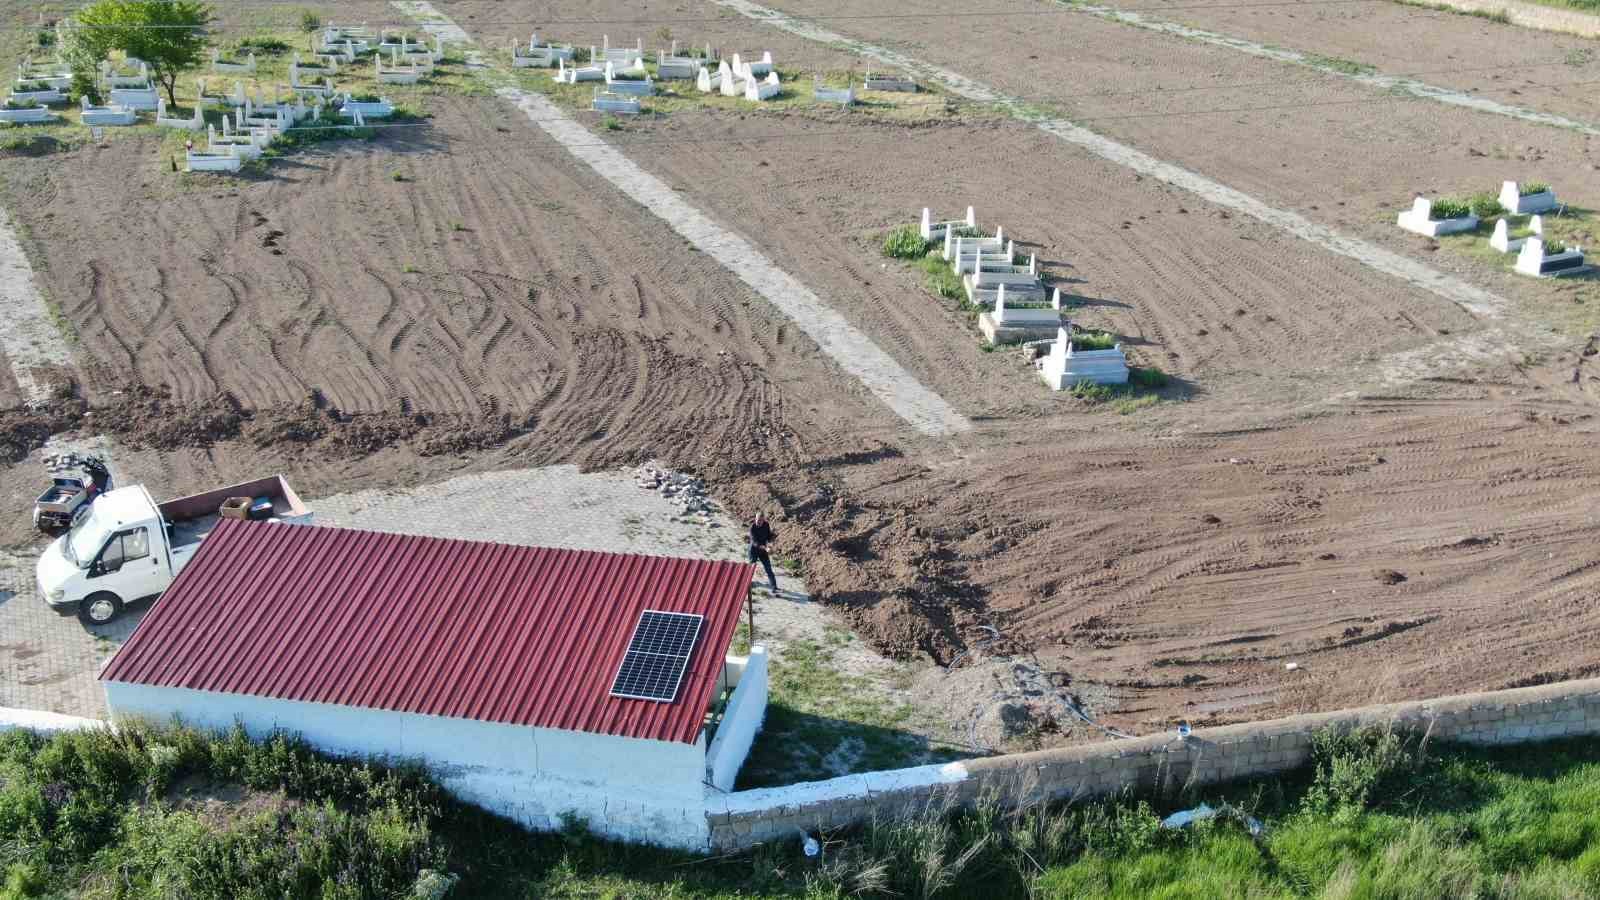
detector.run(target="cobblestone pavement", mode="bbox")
[0,464,889,721]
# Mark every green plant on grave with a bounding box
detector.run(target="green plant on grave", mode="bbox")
[1521,182,1551,196]
[1545,241,1568,255]
[1428,198,1472,220]
[1070,330,1117,351]
[948,224,985,239]
[14,81,54,93]
[2,98,41,110]
[601,115,623,131]
[881,224,929,259]
[1468,193,1505,219]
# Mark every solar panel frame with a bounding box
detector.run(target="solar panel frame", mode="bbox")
[609,610,705,702]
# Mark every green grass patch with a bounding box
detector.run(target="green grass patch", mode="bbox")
[1304,53,1376,76]
[1522,182,1552,196]
[917,251,966,300]
[1064,365,1172,415]
[738,637,963,788]
[12,720,1600,896]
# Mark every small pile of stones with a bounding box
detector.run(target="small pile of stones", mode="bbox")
[634,460,718,517]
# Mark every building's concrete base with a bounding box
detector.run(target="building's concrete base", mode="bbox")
[979,313,1060,345]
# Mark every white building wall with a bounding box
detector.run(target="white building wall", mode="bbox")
[102,682,711,849]
[706,645,768,791]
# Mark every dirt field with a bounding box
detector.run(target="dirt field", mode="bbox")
[732,0,1600,251]
[1093,0,1600,127]
[4,0,1600,746]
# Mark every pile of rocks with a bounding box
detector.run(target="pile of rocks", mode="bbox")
[634,460,718,517]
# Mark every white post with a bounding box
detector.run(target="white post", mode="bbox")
[952,235,963,266]
[921,207,930,237]
[603,34,610,51]
[995,282,1007,317]
[1006,238,1014,260]
[996,224,1004,244]
[965,205,975,227]
[1029,253,1037,276]
[1052,287,1063,311]
[1531,214,1544,236]
[944,228,954,261]
[975,246,984,285]
[192,102,202,126]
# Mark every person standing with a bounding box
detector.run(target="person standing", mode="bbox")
[748,511,778,592]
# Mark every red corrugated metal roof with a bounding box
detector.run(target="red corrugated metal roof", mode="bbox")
[100,520,755,745]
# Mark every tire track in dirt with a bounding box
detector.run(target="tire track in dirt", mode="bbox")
[496,87,970,437]
[707,0,1511,321]
[1069,2,1600,138]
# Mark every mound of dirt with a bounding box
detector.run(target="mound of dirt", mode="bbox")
[718,464,987,664]
[100,387,243,450]
[0,401,85,463]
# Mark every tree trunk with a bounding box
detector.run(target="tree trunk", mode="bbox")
[162,72,178,107]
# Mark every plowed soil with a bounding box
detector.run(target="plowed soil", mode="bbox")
[1094,0,1600,128]
[5,0,1600,742]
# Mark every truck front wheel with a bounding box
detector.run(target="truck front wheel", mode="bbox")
[78,592,123,626]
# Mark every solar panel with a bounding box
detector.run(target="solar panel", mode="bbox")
[609,610,704,702]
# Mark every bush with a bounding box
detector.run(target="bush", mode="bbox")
[1301,727,1418,821]
[235,36,291,55]
[602,115,623,131]
[1468,192,1506,218]
[1521,182,1551,196]
[1429,198,1473,220]
[882,224,929,260]
[298,9,322,32]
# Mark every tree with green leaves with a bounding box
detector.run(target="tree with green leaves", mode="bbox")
[65,0,213,106]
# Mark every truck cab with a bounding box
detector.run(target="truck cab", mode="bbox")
[38,475,309,625]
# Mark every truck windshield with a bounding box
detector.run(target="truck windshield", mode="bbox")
[65,506,111,569]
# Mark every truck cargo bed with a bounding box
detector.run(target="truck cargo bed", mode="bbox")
[158,475,311,549]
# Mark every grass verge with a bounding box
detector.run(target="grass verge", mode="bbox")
[12,723,1600,897]
[738,634,962,788]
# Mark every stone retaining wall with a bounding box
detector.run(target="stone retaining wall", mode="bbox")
[707,678,1600,851]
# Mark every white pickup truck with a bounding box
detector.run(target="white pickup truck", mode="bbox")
[38,475,311,625]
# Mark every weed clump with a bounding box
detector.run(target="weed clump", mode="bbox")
[881,224,929,260]
[1468,192,1506,219]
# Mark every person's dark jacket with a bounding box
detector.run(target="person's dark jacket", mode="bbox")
[749,520,774,548]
